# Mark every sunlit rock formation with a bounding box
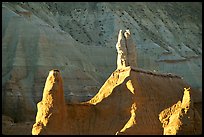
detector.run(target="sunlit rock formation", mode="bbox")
[116,30,128,68]
[32,70,67,135]
[32,67,201,135]
[159,87,195,135]
[31,28,201,135]
[2,3,202,128]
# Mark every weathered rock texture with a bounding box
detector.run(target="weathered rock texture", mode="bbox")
[124,30,137,67]
[32,67,201,135]
[2,2,202,124]
[116,30,137,68]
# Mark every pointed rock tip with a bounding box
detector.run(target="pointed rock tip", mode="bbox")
[124,29,131,38]
[117,29,123,41]
[48,69,60,76]
[50,69,60,73]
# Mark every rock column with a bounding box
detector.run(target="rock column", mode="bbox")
[116,30,128,68]
[32,69,67,135]
[116,30,137,69]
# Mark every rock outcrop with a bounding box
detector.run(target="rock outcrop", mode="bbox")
[32,30,200,135]
[31,28,201,135]
[32,70,67,135]
[32,67,201,135]
[159,87,194,135]
[116,30,128,68]
[2,2,202,135]
[2,2,202,125]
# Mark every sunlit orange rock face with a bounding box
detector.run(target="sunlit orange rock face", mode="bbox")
[32,70,67,135]
[159,87,194,135]
[32,67,201,135]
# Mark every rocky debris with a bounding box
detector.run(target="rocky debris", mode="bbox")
[32,70,67,135]
[2,115,15,125]
[116,30,137,69]
[2,115,33,135]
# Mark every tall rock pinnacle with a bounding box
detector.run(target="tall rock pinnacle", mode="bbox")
[32,69,67,135]
[116,30,137,69]
[116,30,128,68]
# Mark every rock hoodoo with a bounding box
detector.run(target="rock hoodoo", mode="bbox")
[32,30,201,135]
[2,3,202,131]
[116,30,128,68]
[32,67,201,135]
[32,70,67,135]
[116,30,137,69]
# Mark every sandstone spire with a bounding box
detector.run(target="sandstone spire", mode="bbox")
[116,30,128,68]
[116,30,137,69]
[32,69,67,135]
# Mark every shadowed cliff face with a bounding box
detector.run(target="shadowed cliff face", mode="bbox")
[32,68,201,135]
[2,2,202,124]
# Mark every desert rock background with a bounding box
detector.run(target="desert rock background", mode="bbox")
[2,2,202,135]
